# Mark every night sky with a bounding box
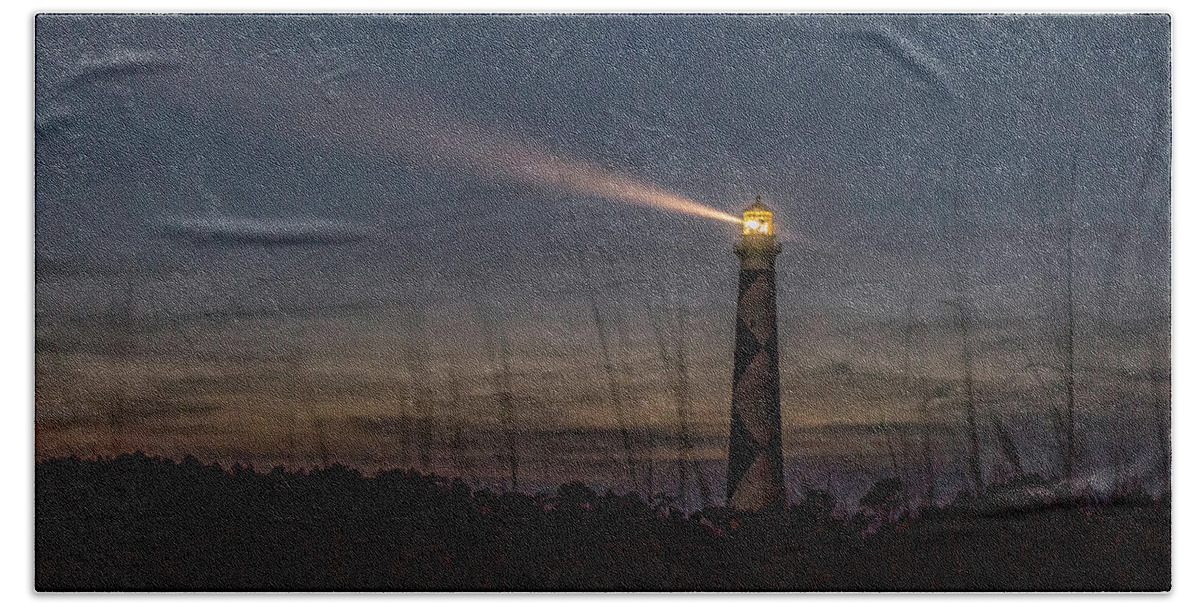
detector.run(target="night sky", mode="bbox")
[34,14,1170,510]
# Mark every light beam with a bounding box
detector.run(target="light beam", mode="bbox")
[306,88,742,225]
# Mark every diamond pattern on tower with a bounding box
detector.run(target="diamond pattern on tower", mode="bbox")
[739,276,775,344]
[732,316,763,381]
[729,452,780,511]
[725,407,760,500]
[733,350,775,446]
[727,264,783,512]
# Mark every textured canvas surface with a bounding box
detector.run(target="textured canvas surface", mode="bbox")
[34,13,1170,591]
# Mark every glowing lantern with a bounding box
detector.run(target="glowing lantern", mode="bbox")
[741,196,774,236]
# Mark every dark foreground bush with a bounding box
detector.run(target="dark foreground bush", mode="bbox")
[35,454,1169,591]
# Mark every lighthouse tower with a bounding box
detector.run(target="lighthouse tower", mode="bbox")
[726,196,785,511]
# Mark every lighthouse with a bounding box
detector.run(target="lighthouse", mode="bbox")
[726,196,785,511]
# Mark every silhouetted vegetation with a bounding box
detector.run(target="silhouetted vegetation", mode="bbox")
[36,454,1169,591]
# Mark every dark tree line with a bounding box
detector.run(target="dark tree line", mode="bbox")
[36,453,1168,591]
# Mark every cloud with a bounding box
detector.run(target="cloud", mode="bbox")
[70,49,182,87]
[36,396,225,431]
[157,216,373,246]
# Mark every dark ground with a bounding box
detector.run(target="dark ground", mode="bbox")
[35,453,1170,591]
